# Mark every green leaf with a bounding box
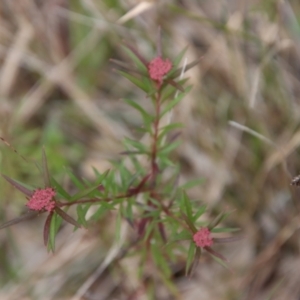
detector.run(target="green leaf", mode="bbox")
[117,71,148,92]
[158,140,181,156]
[77,205,89,227]
[142,210,161,219]
[90,202,115,221]
[161,85,176,101]
[192,205,207,222]
[121,45,148,72]
[65,169,85,189]
[183,191,193,220]
[144,220,155,241]
[143,77,156,95]
[208,211,232,230]
[126,152,146,174]
[105,170,119,195]
[71,171,108,201]
[159,156,176,167]
[185,241,196,276]
[148,197,161,207]
[124,137,149,154]
[157,123,184,142]
[179,178,205,190]
[190,248,201,276]
[160,86,192,117]
[118,163,133,189]
[44,212,53,247]
[181,212,197,233]
[48,213,57,252]
[125,199,133,222]
[169,230,192,242]
[123,98,154,124]
[173,46,188,68]
[50,177,72,201]
[151,241,171,278]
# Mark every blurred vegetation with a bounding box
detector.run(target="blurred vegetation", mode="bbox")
[2,0,300,299]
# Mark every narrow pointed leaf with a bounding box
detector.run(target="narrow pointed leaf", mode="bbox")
[0,211,39,230]
[205,246,228,262]
[161,78,188,102]
[169,230,192,243]
[158,222,167,243]
[160,86,192,118]
[70,185,100,201]
[179,178,205,190]
[76,205,88,227]
[181,212,197,233]
[55,207,81,228]
[165,79,184,92]
[151,242,171,278]
[158,140,181,155]
[124,137,149,154]
[65,169,85,189]
[44,212,53,246]
[50,177,71,200]
[207,250,232,272]
[110,58,132,70]
[117,71,148,92]
[42,147,50,187]
[121,44,148,70]
[2,174,33,197]
[173,46,188,67]
[183,191,193,219]
[208,211,232,230]
[185,241,196,276]
[48,212,57,252]
[170,60,199,78]
[123,98,153,123]
[192,205,207,222]
[189,248,201,277]
[158,123,184,141]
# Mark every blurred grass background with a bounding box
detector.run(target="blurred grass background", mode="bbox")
[1,0,300,299]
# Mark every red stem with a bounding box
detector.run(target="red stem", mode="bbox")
[150,88,162,181]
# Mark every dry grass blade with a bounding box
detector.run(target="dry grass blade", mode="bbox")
[2,0,300,299]
[0,20,33,98]
[117,2,154,24]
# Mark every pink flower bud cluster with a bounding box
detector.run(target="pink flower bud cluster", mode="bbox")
[193,227,213,248]
[26,188,56,212]
[148,56,172,84]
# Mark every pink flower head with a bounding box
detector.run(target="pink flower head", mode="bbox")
[148,56,172,85]
[26,188,56,212]
[193,227,213,248]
